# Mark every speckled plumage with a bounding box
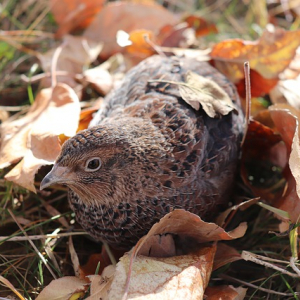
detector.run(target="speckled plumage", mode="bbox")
[42,55,244,249]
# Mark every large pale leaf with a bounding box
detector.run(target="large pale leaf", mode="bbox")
[0,83,80,192]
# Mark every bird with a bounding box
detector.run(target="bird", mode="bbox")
[41,55,244,249]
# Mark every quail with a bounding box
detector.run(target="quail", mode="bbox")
[41,55,244,249]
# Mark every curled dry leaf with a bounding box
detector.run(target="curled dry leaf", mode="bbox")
[269,104,300,223]
[86,210,246,299]
[215,198,260,228]
[0,83,80,192]
[179,71,237,118]
[242,103,300,223]
[36,276,87,300]
[240,118,286,203]
[136,209,247,257]
[103,245,215,300]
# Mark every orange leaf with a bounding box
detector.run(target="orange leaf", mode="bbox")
[236,69,278,97]
[83,1,178,59]
[50,0,105,38]
[211,26,300,84]
[184,15,218,37]
[125,30,156,58]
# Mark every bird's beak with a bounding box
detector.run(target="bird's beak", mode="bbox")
[40,165,73,190]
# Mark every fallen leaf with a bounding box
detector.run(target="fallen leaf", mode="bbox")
[59,99,102,145]
[205,285,247,300]
[235,69,278,98]
[158,22,197,49]
[211,26,300,81]
[86,266,115,300]
[106,245,216,300]
[124,29,157,58]
[36,276,87,300]
[179,71,237,117]
[240,118,286,203]
[213,243,242,271]
[50,0,105,38]
[136,209,247,257]
[0,83,80,191]
[83,1,178,59]
[215,198,260,227]
[0,275,25,300]
[39,35,103,88]
[183,15,218,37]
[269,104,300,222]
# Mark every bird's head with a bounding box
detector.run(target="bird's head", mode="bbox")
[40,120,167,206]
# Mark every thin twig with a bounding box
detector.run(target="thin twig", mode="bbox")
[242,251,299,278]
[241,61,251,147]
[0,231,87,242]
[290,257,300,276]
[51,40,67,88]
[7,209,57,279]
[220,274,299,297]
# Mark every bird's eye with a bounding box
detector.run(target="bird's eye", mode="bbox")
[85,157,101,172]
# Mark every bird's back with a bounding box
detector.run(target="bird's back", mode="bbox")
[75,55,244,248]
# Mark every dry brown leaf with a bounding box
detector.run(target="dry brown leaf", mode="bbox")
[104,246,215,300]
[136,209,247,257]
[36,276,87,300]
[211,26,300,82]
[179,71,237,118]
[83,1,178,59]
[86,266,115,300]
[50,0,105,38]
[213,243,242,271]
[240,118,286,203]
[0,83,80,191]
[269,104,300,222]
[39,35,103,88]
[205,285,247,300]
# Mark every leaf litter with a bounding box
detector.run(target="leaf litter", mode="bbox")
[2,1,300,299]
